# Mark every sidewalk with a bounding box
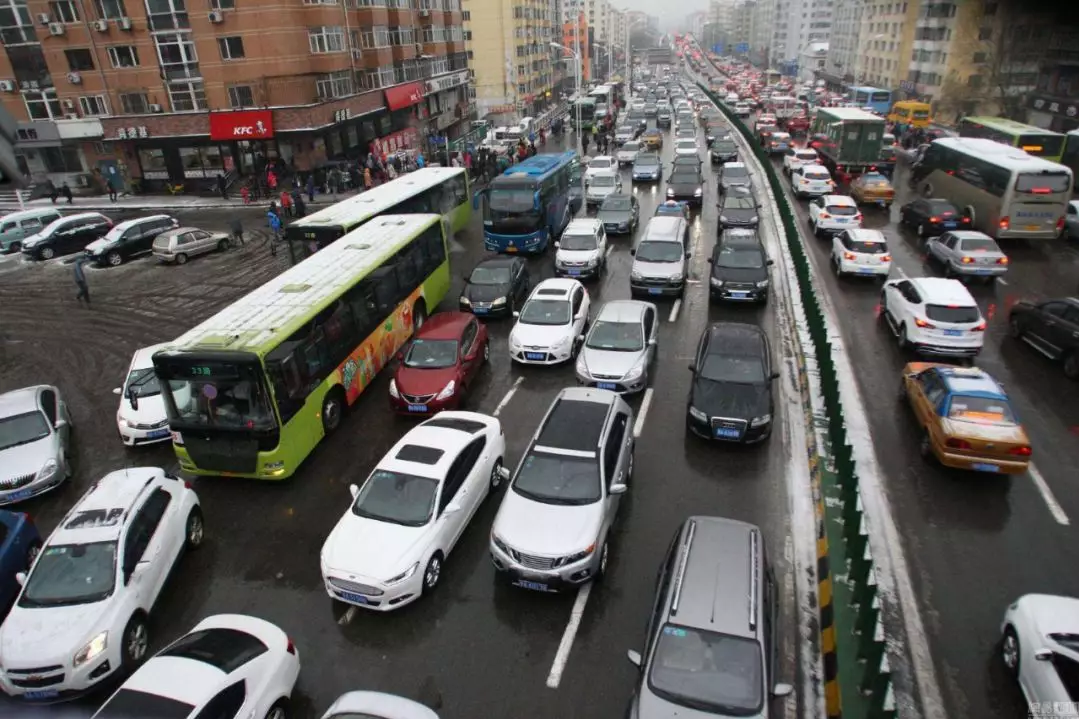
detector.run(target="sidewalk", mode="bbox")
[0,188,366,213]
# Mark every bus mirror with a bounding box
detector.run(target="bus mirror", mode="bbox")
[533,191,541,211]
[472,192,480,211]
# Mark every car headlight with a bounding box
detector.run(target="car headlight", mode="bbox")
[73,631,108,668]
[631,270,643,281]
[459,295,471,305]
[624,361,645,381]
[689,406,708,421]
[388,379,400,399]
[756,279,770,288]
[710,277,723,287]
[491,296,507,306]
[720,216,729,223]
[750,414,772,427]
[554,335,573,351]
[37,458,58,479]
[671,272,685,282]
[558,545,596,566]
[586,255,599,267]
[385,562,419,585]
[694,188,703,195]
[509,333,522,350]
[435,380,456,400]
[491,533,511,554]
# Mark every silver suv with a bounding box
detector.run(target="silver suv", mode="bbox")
[489,387,634,592]
[626,516,793,718]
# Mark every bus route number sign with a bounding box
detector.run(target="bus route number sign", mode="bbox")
[191,366,214,377]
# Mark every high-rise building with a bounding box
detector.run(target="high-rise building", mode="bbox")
[853,0,918,91]
[826,0,865,85]
[749,0,774,67]
[560,12,591,85]
[466,0,558,119]
[732,0,755,54]
[0,0,470,191]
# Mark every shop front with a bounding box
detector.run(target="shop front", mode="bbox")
[1026,95,1079,133]
[13,119,106,191]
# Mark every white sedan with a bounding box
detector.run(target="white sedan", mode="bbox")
[1001,594,1079,712]
[114,342,181,446]
[673,139,700,159]
[320,412,507,611]
[323,691,440,719]
[92,614,299,719]
[509,278,591,365]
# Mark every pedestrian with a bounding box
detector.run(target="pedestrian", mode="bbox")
[329,168,341,199]
[230,216,245,245]
[107,176,118,203]
[280,189,293,218]
[73,255,91,306]
[387,162,398,180]
[363,166,373,191]
[267,169,278,192]
[61,182,73,204]
[267,209,282,256]
[241,185,250,205]
[217,172,228,199]
[306,174,315,202]
[292,190,306,218]
[416,153,426,169]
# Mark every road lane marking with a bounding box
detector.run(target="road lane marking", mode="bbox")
[668,298,682,322]
[546,583,592,689]
[492,376,525,417]
[996,277,1007,286]
[604,245,613,262]
[338,606,357,625]
[1029,463,1070,525]
[633,387,654,439]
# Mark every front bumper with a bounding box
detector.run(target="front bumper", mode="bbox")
[576,370,647,394]
[511,344,575,365]
[686,412,771,444]
[323,571,422,611]
[460,299,511,317]
[117,420,172,446]
[632,172,661,182]
[490,544,597,591]
[630,279,684,297]
[0,467,66,506]
[709,283,768,302]
[668,192,703,206]
[484,231,547,255]
[390,392,461,417]
[711,153,737,163]
[0,648,122,701]
[556,263,601,279]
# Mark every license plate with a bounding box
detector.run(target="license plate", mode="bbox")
[516,580,550,591]
[525,352,545,360]
[506,246,518,253]
[835,218,849,223]
[22,690,59,700]
[567,269,581,276]
[730,291,748,298]
[944,329,962,337]
[6,488,33,501]
[973,269,991,275]
[597,382,617,390]
[942,222,957,229]
[338,591,369,604]
[857,268,874,274]
[473,307,488,314]
[648,288,662,295]
[714,427,741,439]
[407,404,428,412]
[147,429,170,439]
[1024,225,1039,231]
[971,463,1000,473]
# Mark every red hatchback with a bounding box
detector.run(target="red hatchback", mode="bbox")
[389,312,489,416]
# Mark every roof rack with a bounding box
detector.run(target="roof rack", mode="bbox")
[670,519,696,617]
[748,529,760,632]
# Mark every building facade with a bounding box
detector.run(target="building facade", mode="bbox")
[1026,24,1079,132]
[1,0,470,192]
[825,0,863,84]
[854,0,917,91]
[560,12,590,85]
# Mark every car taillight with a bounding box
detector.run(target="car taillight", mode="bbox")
[1057,216,1066,231]
[881,254,892,262]
[972,321,987,331]
[1009,446,1033,457]
[843,252,856,260]
[999,216,1010,230]
[961,216,972,224]
[929,216,940,223]
[287,637,297,655]
[183,481,193,489]
[914,317,935,328]
[961,256,974,264]
[819,212,831,219]
[854,213,863,222]
[996,256,1009,265]
[945,438,972,450]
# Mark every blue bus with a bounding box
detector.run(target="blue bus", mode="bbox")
[850,86,892,115]
[474,151,577,254]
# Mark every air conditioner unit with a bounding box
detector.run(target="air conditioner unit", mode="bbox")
[119,16,133,30]
[37,13,50,25]
[149,103,163,113]
[48,22,65,36]
[420,9,429,16]
[68,72,82,84]
[65,113,80,120]
[93,19,108,32]
[208,10,223,23]
[0,80,15,92]
[63,98,75,109]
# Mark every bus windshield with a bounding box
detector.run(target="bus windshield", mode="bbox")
[285,225,348,264]
[155,356,277,431]
[1014,171,1071,195]
[486,186,542,232]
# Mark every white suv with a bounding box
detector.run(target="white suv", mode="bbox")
[556,218,608,280]
[783,147,819,175]
[0,467,203,701]
[831,228,892,278]
[808,195,862,237]
[880,277,985,358]
[791,163,836,197]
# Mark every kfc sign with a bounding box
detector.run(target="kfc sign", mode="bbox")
[209,110,275,141]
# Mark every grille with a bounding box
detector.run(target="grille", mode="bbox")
[133,419,169,430]
[560,260,587,268]
[638,277,668,286]
[725,282,756,291]
[515,552,558,570]
[0,473,35,489]
[402,392,436,404]
[471,302,491,310]
[8,665,63,675]
[328,577,384,597]
[592,373,622,380]
[10,674,65,689]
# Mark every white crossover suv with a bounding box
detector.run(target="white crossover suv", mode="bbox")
[880,276,985,358]
[831,228,892,278]
[808,195,862,237]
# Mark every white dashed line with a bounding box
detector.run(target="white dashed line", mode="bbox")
[492,376,525,417]
[668,298,682,323]
[1029,463,1070,526]
[546,583,592,689]
[633,387,654,439]
[996,277,1008,286]
[337,606,357,625]
[604,245,613,262]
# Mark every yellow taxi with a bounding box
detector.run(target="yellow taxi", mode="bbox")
[850,172,895,208]
[641,129,664,150]
[900,363,1032,475]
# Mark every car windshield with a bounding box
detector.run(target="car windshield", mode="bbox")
[511,451,601,505]
[715,141,736,150]
[825,204,858,216]
[519,298,571,325]
[591,175,617,187]
[0,410,50,450]
[561,232,597,250]
[1014,171,1071,194]
[946,395,1016,424]
[925,304,980,324]
[677,141,697,149]
[125,367,185,398]
[804,170,831,181]
[621,142,641,152]
[589,158,612,170]
[723,195,756,210]
[927,201,959,215]
[489,188,536,212]
[700,352,765,383]
[404,339,459,369]
[352,469,439,527]
[959,238,999,252]
[601,196,632,211]
[636,241,683,262]
[716,244,764,269]
[469,265,512,285]
[20,541,117,607]
[723,167,748,180]
[636,154,660,166]
[649,625,764,715]
[587,320,644,351]
[796,151,817,161]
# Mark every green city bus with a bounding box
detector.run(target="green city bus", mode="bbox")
[151,214,451,480]
[957,116,1065,162]
[284,166,470,264]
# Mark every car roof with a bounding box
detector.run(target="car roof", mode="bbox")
[112,215,174,232]
[415,311,472,340]
[721,229,762,246]
[58,212,109,223]
[57,468,165,542]
[535,387,617,454]
[131,342,173,369]
[946,230,995,241]
[706,322,765,355]
[565,218,603,233]
[589,155,613,163]
[379,419,488,480]
[823,195,856,205]
[596,299,652,323]
[909,277,977,305]
[161,227,212,237]
[0,385,45,416]
[722,162,746,169]
[802,164,829,171]
[113,654,228,711]
[530,277,579,297]
[845,228,886,242]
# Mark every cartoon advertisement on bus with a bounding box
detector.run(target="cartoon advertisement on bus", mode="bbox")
[337,286,424,405]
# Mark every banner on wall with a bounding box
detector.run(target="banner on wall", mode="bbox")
[370,127,420,156]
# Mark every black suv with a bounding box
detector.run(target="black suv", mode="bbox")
[709,229,773,303]
[1009,297,1079,380]
[20,212,113,261]
[85,214,180,266]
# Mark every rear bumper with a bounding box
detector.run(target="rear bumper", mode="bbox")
[934,450,1029,475]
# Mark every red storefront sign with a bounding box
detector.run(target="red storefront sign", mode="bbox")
[209,110,275,141]
[384,82,425,111]
[370,128,420,157]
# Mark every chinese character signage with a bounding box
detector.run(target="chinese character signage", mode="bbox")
[424,70,471,96]
[115,126,149,140]
[370,128,420,157]
[1028,95,1079,119]
[333,108,353,123]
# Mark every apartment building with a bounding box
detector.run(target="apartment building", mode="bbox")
[0,0,469,191]
[560,11,590,85]
[748,0,772,67]
[465,0,556,119]
[732,0,754,54]
[825,0,863,85]
[1026,25,1079,132]
[854,0,917,91]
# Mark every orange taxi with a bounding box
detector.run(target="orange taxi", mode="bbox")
[901,363,1032,474]
[640,129,663,150]
[850,172,896,208]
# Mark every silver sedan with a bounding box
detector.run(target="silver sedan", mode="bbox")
[925,230,1009,280]
[0,385,73,505]
[575,300,659,394]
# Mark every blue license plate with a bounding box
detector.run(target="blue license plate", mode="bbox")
[473,307,488,314]
[516,580,550,591]
[648,288,662,295]
[147,429,170,439]
[971,463,999,473]
[972,269,991,274]
[338,591,369,604]
[714,428,741,439]
[22,690,59,701]
[6,488,33,502]
[835,218,849,223]
[943,329,962,337]
[730,291,748,298]
[407,404,428,413]
[597,382,617,390]
[857,268,874,274]
[942,222,957,228]
[567,269,581,276]
[525,352,545,360]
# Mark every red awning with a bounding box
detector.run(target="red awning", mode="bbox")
[384,82,425,111]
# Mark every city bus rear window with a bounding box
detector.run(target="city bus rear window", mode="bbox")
[1014,172,1071,195]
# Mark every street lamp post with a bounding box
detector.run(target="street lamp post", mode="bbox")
[551,40,586,205]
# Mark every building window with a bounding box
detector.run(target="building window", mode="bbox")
[24,89,62,120]
[147,0,189,30]
[388,26,414,45]
[107,45,140,68]
[79,94,109,116]
[967,74,983,89]
[227,84,254,108]
[363,65,395,89]
[977,27,992,41]
[156,32,199,79]
[308,25,345,53]
[42,146,83,173]
[119,91,149,113]
[361,25,390,48]
[49,0,79,22]
[65,48,95,71]
[316,69,353,99]
[0,0,35,44]
[168,80,207,111]
[218,36,244,59]
[303,0,338,4]
[210,0,234,8]
[95,0,127,18]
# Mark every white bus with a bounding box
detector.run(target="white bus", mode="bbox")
[590,85,614,117]
[909,137,1073,240]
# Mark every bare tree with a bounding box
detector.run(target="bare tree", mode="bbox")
[966,3,1054,120]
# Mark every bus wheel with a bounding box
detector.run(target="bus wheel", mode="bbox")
[321,388,346,435]
[412,302,427,334]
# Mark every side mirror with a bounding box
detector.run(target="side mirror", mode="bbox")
[685,251,691,258]
[767,259,775,266]
[444,502,461,515]
[554,241,560,248]
[54,418,67,430]
[688,364,696,372]
[648,337,657,346]
[771,371,781,380]
[349,483,360,499]
[1034,648,1053,661]
[629,248,636,256]
[772,683,793,697]
[15,571,26,586]
[112,387,122,395]
[512,310,520,318]
[627,649,642,667]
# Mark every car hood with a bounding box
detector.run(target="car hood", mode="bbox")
[395,365,458,396]
[580,347,644,377]
[587,185,618,197]
[691,378,770,419]
[85,237,116,254]
[722,178,751,189]
[598,210,633,224]
[939,418,1027,444]
[558,249,601,263]
[713,265,768,283]
[669,178,702,190]
[720,208,759,222]
[616,149,638,159]
[511,321,574,348]
[636,690,719,719]
[494,488,603,556]
[322,512,428,581]
[118,392,169,426]
[20,232,45,248]
[634,163,661,173]
[463,282,511,303]
[0,436,55,480]
[1,601,107,663]
[633,259,683,279]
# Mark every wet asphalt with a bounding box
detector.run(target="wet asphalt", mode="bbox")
[0,124,801,718]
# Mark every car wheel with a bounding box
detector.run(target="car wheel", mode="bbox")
[26,540,41,569]
[121,614,150,668]
[175,252,188,265]
[422,553,443,595]
[412,302,427,334]
[40,246,55,260]
[490,457,504,491]
[595,541,610,580]
[1001,627,1020,676]
[1064,352,1079,381]
[483,340,490,363]
[833,254,843,276]
[265,701,288,719]
[321,388,346,435]
[217,238,230,252]
[919,430,935,463]
[8,241,20,253]
[107,250,123,267]
[185,507,205,550]
[897,324,909,350]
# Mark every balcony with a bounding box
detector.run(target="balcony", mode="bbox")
[162,63,202,81]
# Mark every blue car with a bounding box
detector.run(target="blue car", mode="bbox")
[0,509,40,611]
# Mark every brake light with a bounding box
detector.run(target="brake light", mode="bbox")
[914,317,935,328]
[961,256,974,264]
[1057,216,1066,231]
[961,216,972,224]
[1009,446,1033,457]
[996,256,1009,265]
[881,254,892,262]
[941,211,954,217]
[286,637,297,655]
[843,251,856,260]
[819,212,831,219]
[945,438,972,450]
[1029,187,1051,194]
[999,216,1010,230]
[929,216,940,223]
[183,481,193,489]
[854,213,863,222]
[972,321,987,331]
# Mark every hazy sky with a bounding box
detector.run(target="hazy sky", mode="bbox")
[612,0,708,18]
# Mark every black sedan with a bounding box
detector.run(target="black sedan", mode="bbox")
[686,322,778,443]
[898,198,973,238]
[710,137,738,164]
[459,255,530,317]
[598,194,640,235]
[666,166,705,207]
[718,187,760,230]
[708,229,773,304]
